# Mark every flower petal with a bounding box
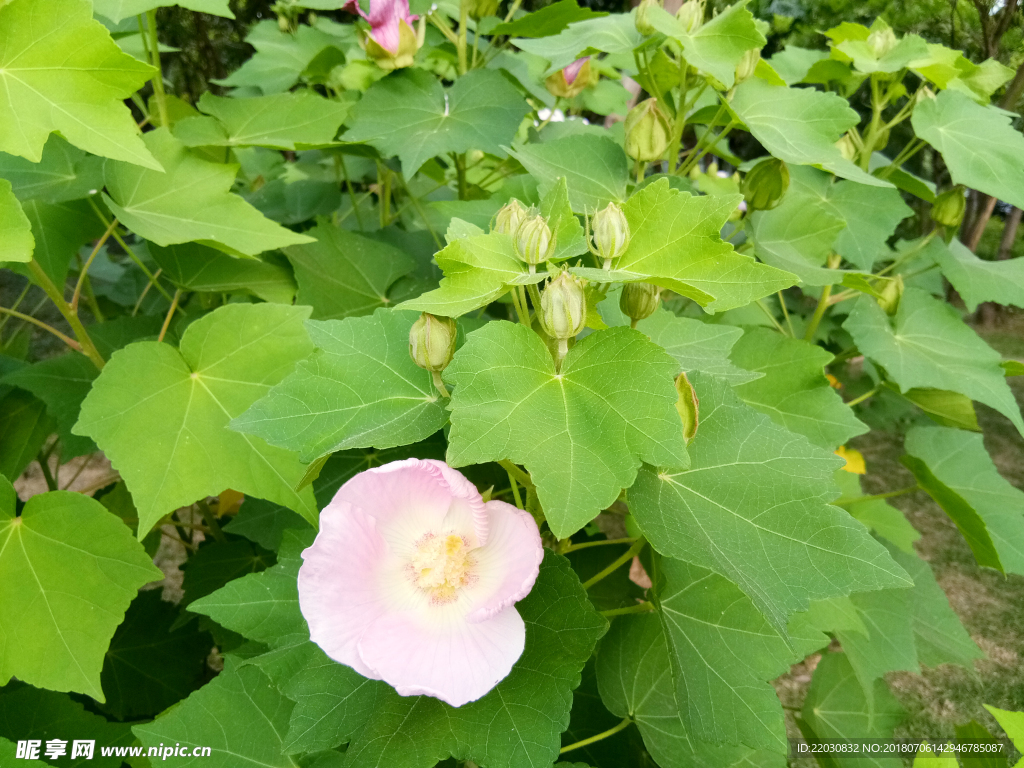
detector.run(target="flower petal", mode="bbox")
[563,56,590,85]
[365,0,417,55]
[357,605,526,707]
[464,500,544,622]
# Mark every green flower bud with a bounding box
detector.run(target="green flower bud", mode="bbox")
[409,313,457,372]
[514,215,555,270]
[494,199,529,235]
[624,98,671,162]
[741,157,790,211]
[674,371,699,444]
[591,202,630,268]
[466,0,499,20]
[540,271,587,341]
[676,0,704,33]
[620,282,660,324]
[867,26,898,59]
[735,48,760,84]
[877,274,904,316]
[835,132,857,162]
[635,0,660,36]
[545,57,592,99]
[932,187,966,228]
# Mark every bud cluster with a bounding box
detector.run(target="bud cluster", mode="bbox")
[493,200,557,273]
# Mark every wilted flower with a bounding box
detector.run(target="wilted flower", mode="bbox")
[298,459,544,707]
[343,0,422,70]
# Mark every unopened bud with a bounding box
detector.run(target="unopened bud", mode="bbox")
[409,313,457,372]
[877,275,903,316]
[867,26,898,59]
[540,271,587,341]
[545,58,592,99]
[835,133,857,162]
[932,187,966,228]
[676,0,704,33]
[592,203,630,268]
[364,19,421,71]
[494,199,529,235]
[624,98,671,162]
[741,157,789,211]
[674,371,699,443]
[735,48,760,83]
[620,282,660,324]
[915,86,936,104]
[466,0,499,20]
[635,0,660,36]
[515,215,555,270]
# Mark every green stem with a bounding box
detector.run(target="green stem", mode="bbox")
[457,0,469,76]
[503,0,524,22]
[157,288,181,343]
[858,76,883,171]
[582,537,646,590]
[845,385,881,407]
[560,718,632,754]
[803,284,833,342]
[877,230,937,277]
[562,537,637,554]
[38,452,58,492]
[337,154,365,232]
[72,217,117,312]
[87,198,174,301]
[0,306,81,351]
[27,261,106,370]
[509,287,530,325]
[455,153,468,200]
[835,485,918,507]
[197,500,227,543]
[876,138,925,180]
[431,370,450,398]
[777,291,795,336]
[755,298,787,335]
[506,471,524,510]
[145,10,168,128]
[601,601,656,618]
[428,12,460,46]
[498,459,532,488]
[395,171,442,250]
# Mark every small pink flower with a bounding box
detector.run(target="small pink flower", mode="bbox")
[563,56,590,86]
[343,0,419,55]
[298,459,544,707]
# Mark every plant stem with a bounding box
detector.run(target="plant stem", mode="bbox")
[37,453,58,492]
[601,601,656,618]
[87,198,174,301]
[145,10,168,128]
[506,471,524,510]
[755,298,787,335]
[498,459,532,487]
[158,288,181,343]
[803,284,833,342]
[778,291,795,337]
[834,485,918,507]
[582,537,646,590]
[337,154,365,231]
[503,0,524,22]
[72,217,118,312]
[431,370,450,398]
[845,385,881,407]
[457,0,469,75]
[196,500,227,542]
[0,306,82,351]
[562,537,637,554]
[27,261,105,370]
[560,717,632,754]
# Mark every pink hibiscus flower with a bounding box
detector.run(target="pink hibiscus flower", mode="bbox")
[297,459,544,707]
[343,0,419,57]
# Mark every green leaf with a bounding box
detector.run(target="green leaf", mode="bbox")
[343,553,607,768]
[904,425,1024,576]
[596,610,786,764]
[509,135,629,213]
[729,327,868,449]
[103,129,315,258]
[215,20,340,94]
[835,587,918,696]
[801,652,905,768]
[835,31,929,75]
[0,686,134,768]
[983,706,1024,767]
[768,46,829,86]
[231,309,449,463]
[599,293,761,384]
[174,91,349,150]
[0,737,48,768]
[0,180,33,263]
[75,303,319,538]
[93,0,233,23]
[0,0,159,169]
[99,590,213,720]
[149,241,297,304]
[512,13,644,74]
[629,373,911,634]
[834,471,920,555]
[0,389,53,482]
[894,386,981,432]
[15,199,107,287]
[2,353,97,459]
[729,78,889,187]
[0,135,104,204]
[223,498,306,551]
[572,180,797,312]
[181,537,274,607]
[283,222,415,320]
[344,69,530,177]
[911,90,1024,210]
[930,237,1024,312]
[134,665,298,768]
[647,1,766,89]
[0,476,162,700]
[490,0,606,37]
[445,322,688,538]
[843,289,1024,435]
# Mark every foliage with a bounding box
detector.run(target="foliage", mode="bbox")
[1,0,1023,766]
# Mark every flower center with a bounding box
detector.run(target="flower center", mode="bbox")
[410,533,474,604]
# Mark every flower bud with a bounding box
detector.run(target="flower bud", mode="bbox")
[741,157,790,211]
[867,26,898,59]
[409,313,457,372]
[915,86,936,104]
[624,98,671,162]
[494,199,529,235]
[591,203,630,267]
[514,215,555,270]
[674,371,699,443]
[540,271,587,341]
[835,132,857,162]
[932,187,966,228]
[676,0,703,33]
[545,57,592,99]
[877,275,903,316]
[735,48,760,84]
[466,0,499,20]
[363,18,421,71]
[635,0,661,36]
[620,282,660,324]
